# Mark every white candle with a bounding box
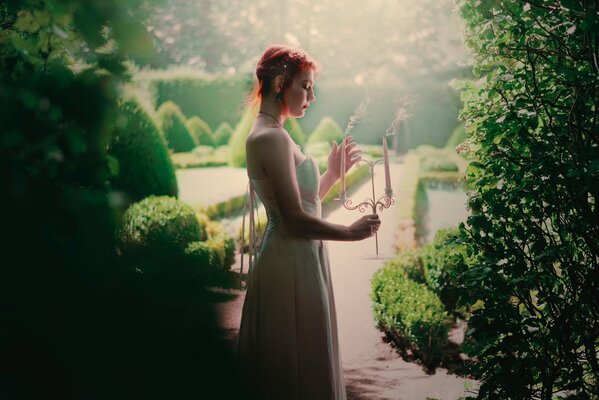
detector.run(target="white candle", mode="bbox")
[383,135,392,193]
[340,137,346,195]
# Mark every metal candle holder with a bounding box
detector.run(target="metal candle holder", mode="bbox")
[338,157,395,256]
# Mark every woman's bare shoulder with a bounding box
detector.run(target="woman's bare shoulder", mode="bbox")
[247,126,290,149]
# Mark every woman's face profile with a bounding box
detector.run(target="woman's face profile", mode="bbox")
[283,69,316,119]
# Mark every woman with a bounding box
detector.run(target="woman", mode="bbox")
[237,45,381,400]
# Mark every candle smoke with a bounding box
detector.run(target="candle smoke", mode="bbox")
[344,98,370,136]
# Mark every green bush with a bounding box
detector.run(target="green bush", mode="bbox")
[228,104,258,167]
[157,101,198,152]
[416,145,458,173]
[213,122,234,146]
[186,116,214,147]
[305,141,332,159]
[387,249,426,284]
[371,265,450,370]
[184,235,236,273]
[455,1,599,397]
[306,117,343,146]
[108,96,178,202]
[284,117,306,148]
[145,71,250,129]
[421,228,466,315]
[119,196,203,271]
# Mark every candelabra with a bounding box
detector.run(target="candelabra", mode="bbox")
[338,158,396,259]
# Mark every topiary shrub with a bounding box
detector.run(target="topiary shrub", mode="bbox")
[107,96,179,202]
[371,265,450,371]
[228,104,258,167]
[119,196,203,273]
[306,116,343,146]
[421,228,467,316]
[213,122,234,146]
[186,116,214,147]
[305,141,331,159]
[157,101,198,152]
[387,249,426,284]
[284,117,306,149]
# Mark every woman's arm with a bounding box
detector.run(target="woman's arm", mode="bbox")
[248,130,378,241]
[318,136,362,201]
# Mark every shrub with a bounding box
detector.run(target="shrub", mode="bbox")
[186,116,214,147]
[305,141,332,159]
[306,117,343,146]
[371,265,450,370]
[108,96,179,202]
[119,196,203,272]
[387,249,426,284]
[284,117,306,148]
[213,122,233,146]
[228,104,258,167]
[184,236,236,273]
[416,145,458,173]
[157,101,198,152]
[420,228,466,315]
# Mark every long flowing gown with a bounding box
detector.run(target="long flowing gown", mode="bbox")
[237,154,347,400]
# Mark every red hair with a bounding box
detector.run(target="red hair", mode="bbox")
[247,45,318,106]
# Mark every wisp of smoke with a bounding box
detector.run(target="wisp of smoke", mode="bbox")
[344,98,370,136]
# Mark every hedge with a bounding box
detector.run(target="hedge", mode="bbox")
[306,116,343,146]
[107,96,179,202]
[371,264,450,371]
[186,116,214,147]
[213,122,234,146]
[157,100,197,152]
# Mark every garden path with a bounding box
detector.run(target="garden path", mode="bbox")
[207,161,477,400]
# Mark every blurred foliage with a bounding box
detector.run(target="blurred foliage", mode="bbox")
[157,100,197,151]
[186,115,214,147]
[213,121,234,146]
[108,95,178,202]
[307,116,344,145]
[416,145,459,173]
[455,0,599,398]
[144,0,467,81]
[284,117,307,149]
[171,146,229,168]
[228,103,258,167]
[0,1,243,398]
[137,70,252,129]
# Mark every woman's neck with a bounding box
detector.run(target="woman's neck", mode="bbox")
[259,100,286,126]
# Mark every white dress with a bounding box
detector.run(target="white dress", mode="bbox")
[237,154,347,400]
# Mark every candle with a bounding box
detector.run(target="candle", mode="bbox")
[383,135,392,194]
[340,136,346,195]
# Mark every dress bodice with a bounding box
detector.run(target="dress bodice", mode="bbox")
[249,155,322,228]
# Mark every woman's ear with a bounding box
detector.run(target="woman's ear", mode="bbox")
[274,75,285,94]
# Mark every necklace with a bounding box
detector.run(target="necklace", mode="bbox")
[258,111,283,127]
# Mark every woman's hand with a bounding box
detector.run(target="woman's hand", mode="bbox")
[347,214,381,241]
[327,135,362,181]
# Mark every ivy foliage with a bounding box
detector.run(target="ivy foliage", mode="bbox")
[455,1,599,398]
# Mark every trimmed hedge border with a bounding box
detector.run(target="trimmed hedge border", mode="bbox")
[371,261,451,371]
